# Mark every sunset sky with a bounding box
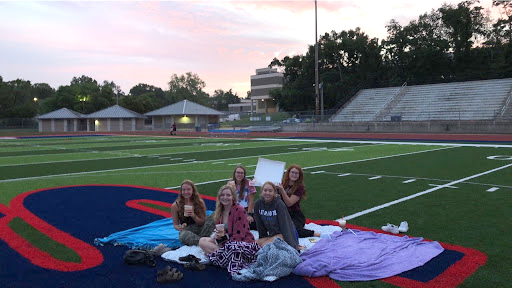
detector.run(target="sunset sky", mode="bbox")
[0,0,499,98]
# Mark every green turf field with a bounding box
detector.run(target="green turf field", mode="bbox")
[1,135,510,288]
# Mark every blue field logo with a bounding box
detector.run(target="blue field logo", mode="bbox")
[0,185,486,288]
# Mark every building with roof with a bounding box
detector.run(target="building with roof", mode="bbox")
[85,105,146,132]
[145,99,224,131]
[35,108,85,133]
[228,99,253,114]
[250,67,283,113]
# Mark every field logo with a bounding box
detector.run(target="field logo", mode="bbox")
[0,185,486,288]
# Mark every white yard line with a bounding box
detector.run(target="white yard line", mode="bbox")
[341,163,512,221]
[255,137,512,148]
[303,146,454,170]
[0,147,336,183]
[0,143,452,184]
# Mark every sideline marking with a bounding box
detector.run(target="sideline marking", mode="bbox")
[369,176,382,180]
[310,171,325,174]
[338,173,351,177]
[486,187,499,192]
[403,179,416,183]
[342,163,512,221]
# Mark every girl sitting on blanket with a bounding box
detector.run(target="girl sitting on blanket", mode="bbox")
[171,180,213,246]
[254,181,298,250]
[227,165,257,230]
[199,184,259,275]
[278,164,322,238]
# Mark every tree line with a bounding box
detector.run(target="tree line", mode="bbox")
[0,72,241,118]
[269,0,512,112]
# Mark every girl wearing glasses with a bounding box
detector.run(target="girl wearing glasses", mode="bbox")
[278,164,322,238]
[227,165,257,229]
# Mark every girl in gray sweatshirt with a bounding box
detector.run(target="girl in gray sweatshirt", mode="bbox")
[254,181,298,250]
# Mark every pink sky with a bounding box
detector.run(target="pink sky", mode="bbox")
[0,0,500,98]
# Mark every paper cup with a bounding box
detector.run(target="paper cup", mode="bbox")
[216,224,225,236]
[338,219,346,228]
[184,205,193,216]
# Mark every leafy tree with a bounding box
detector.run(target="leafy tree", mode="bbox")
[120,94,157,114]
[129,83,166,107]
[210,89,240,110]
[167,72,210,105]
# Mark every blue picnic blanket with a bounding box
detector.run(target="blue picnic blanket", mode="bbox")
[94,211,212,250]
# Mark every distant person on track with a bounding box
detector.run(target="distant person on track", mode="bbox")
[171,180,213,246]
[170,122,177,135]
[227,165,257,230]
[278,164,322,238]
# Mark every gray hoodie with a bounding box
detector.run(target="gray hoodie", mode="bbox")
[254,197,298,250]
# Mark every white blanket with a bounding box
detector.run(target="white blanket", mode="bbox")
[161,223,342,263]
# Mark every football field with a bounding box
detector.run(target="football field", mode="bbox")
[0,135,510,288]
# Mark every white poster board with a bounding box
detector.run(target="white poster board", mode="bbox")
[252,158,286,187]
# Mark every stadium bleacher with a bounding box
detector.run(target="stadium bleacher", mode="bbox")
[331,78,512,122]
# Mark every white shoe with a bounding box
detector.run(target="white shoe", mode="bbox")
[381,223,399,234]
[399,221,409,233]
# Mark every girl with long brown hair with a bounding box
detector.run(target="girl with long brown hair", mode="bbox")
[278,165,322,238]
[171,180,212,246]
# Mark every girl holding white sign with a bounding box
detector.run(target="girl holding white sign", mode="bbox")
[278,165,322,238]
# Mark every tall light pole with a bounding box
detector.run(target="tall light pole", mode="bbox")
[314,0,319,118]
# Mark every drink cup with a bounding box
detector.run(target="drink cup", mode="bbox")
[216,224,225,237]
[338,219,346,229]
[184,205,193,217]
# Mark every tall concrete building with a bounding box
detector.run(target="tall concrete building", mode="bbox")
[250,67,283,113]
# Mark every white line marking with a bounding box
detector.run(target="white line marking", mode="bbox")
[304,146,455,170]
[338,173,351,177]
[310,171,325,174]
[246,165,257,167]
[486,187,499,192]
[369,176,382,180]
[255,137,512,148]
[182,159,196,162]
[403,179,416,183]
[228,163,242,166]
[164,174,255,190]
[0,143,455,184]
[212,162,224,164]
[343,163,512,221]
[429,184,458,189]
[288,148,298,150]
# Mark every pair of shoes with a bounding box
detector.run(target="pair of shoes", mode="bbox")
[157,267,183,283]
[178,254,199,262]
[184,259,206,271]
[398,221,409,233]
[381,223,399,234]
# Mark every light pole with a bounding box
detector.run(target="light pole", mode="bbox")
[319,82,324,121]
[314,0,319,118]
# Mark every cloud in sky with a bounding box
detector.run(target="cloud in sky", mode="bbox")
[0,0,498,97]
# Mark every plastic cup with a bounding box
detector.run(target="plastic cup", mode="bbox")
[216,224,225,236]
[184,205,193,216]
[338,219,346,228]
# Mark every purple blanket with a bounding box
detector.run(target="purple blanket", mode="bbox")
[293,229,444,281]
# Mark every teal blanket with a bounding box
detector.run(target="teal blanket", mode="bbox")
[94,211,212,249]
